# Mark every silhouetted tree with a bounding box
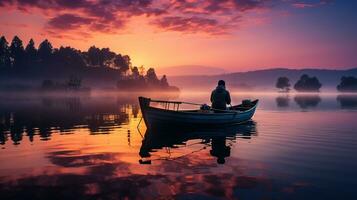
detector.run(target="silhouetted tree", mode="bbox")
[25,39,37,67]
[85,46,120,69]
[9,36,25,68]
[53,46,86,68]
[113,54,129,74]
[86,47,115,68]
[128,66,146,88]
[131,66,140,79]
[139,65,145,76]
[160,75,169,87]
[276,76,290,92]
[0,36,11,68]
[86,46,101,67]
[0,35,176,92]
[122,55,131,68]
[294,74,322,92]
[337,76,357,92]
[146,68,159,85]
[38,39,53,64]
[100,48,115,68]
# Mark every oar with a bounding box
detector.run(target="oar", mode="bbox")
[149,99,203,106]
[150,99,239,113]
[210,108,240,113]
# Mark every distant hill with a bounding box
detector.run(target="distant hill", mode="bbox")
[157,65,226,76]
[168,68,357,91]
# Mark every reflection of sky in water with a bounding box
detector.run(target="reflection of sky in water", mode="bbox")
[173,92,357,111]
[0,93,356,199]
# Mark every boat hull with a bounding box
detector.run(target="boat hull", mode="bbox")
[139,97,258,128]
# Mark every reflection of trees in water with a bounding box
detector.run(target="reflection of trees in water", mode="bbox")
[132,104,139,118]
[139,121,257,164]
[0,93,182,145]
[337,95,357,109]
[0,96,135,145]
[42,97,82,112]
[276,95,290,107]
[294,95,321,109]
[86,113,129,134]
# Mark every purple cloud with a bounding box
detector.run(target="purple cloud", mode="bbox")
[291,0,333,9]
[154,16,227,35]
[47,14,92,30]
[0,0,334,36]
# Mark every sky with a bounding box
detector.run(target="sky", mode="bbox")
[0,0,356,72]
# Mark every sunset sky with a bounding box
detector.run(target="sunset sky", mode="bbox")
[0,0,356,72]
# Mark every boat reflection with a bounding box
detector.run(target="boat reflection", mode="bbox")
[139,121,257,164]
[294,95,321,109]
[337,94,357,109]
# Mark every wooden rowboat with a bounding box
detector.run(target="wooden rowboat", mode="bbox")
[138,96,258,128]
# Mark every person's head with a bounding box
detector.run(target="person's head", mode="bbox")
[218,80,225,87]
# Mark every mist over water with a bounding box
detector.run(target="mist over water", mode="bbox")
[0,91,357,199]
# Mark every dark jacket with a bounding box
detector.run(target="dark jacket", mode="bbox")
[210,85,231,110]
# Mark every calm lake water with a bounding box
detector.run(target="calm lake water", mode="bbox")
[0,92,357,200]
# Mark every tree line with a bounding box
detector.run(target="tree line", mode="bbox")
[0,35,176,91]
[276,74,357,92]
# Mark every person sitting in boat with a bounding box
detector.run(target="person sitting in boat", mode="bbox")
[210,80,231,111]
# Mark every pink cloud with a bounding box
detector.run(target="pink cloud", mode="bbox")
[292,0,333,9]
[0,0,332,36]
[292,3,316,9]
[153,16,228,35]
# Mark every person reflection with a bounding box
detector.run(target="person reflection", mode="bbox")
[210,136,231,164]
